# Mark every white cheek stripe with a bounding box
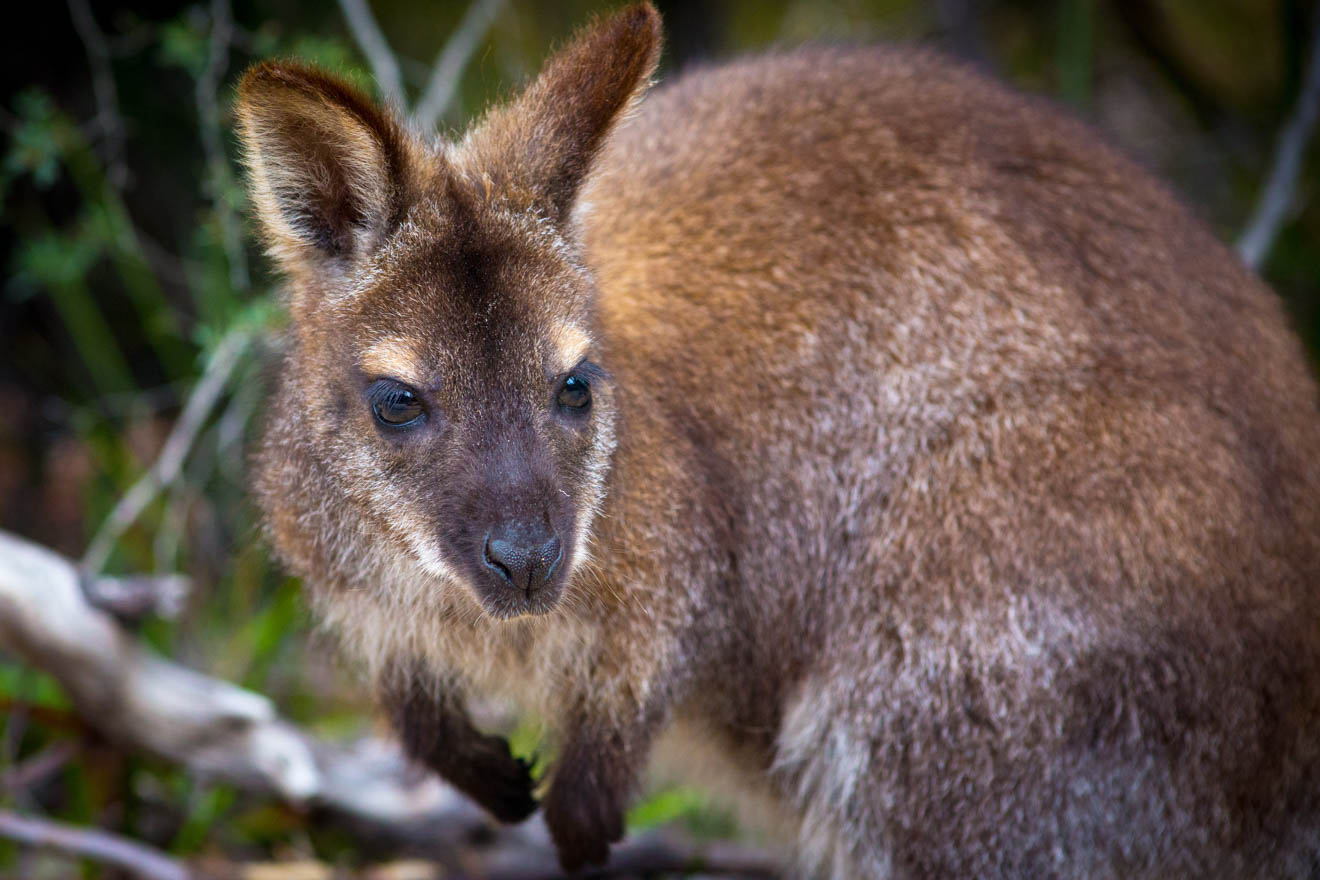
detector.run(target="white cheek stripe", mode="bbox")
[401,528,460,583]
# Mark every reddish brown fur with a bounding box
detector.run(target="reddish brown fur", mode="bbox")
[239,5,1320,877]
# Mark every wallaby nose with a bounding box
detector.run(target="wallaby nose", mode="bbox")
[482,522,563,594]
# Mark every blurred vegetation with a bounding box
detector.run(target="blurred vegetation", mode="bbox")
[0,0,1316,875]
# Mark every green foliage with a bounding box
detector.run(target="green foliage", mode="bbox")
[158,14,213,77]
[627,786,738,839]
[4,91,63,192]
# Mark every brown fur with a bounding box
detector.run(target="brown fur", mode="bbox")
[238,5,1320,877]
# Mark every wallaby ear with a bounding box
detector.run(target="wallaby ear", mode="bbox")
[236,62,416,272]
[463,3,662,223]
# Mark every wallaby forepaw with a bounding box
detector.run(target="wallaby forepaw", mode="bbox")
[543,773,626,872]
[464,739,538,823]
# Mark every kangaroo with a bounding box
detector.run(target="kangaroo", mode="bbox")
[237,4,1320,877]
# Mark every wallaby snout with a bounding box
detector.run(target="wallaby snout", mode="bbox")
[482,520,563,597]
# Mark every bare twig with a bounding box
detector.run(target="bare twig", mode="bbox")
[1,741,79,793]
[0,810,189,880]
[412,0,508,129]
[82,325,254,574]
[337,0,407,108]
[197,0,250,291]
[336,0,507,127]
[80,572,189,622]
[216,355,263,482]
[1238,18,1320,269]
[67,0,130,189]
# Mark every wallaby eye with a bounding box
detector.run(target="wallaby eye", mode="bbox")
[368,379,425,427]
[557,374,592,411]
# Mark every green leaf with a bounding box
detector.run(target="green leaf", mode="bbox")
[158,14,210,77]
[5,90,63,188]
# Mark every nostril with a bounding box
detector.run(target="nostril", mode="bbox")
[541,537,564,581]
[483,534,516,585]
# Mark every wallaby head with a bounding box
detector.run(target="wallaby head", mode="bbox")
[238,6,661,620]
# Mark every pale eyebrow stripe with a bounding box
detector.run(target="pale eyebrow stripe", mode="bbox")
[360,338,426,384]
[551,323,592,373]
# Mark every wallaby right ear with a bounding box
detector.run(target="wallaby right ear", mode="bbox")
[461,3,662,224]
[236,62,416,274]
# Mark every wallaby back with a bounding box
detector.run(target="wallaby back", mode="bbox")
[239,6,1320,878]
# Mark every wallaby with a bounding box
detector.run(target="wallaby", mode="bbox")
[236,4,1320,877]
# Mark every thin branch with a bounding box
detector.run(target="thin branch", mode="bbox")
[413,0,508,129]
[197,0,250,291]
[80,572,189,622]
[216,354,263,482]
[66,0,130,189]
[1,741,79,793]
[0,810,189,880]
[1237,17,1320,269]
[337,0,407,108]
[82,325,253,574]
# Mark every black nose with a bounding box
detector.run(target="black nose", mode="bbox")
[482,521,563,594]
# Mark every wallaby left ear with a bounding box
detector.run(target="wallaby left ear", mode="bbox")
[463,3,662,223]
[236,61,417,275]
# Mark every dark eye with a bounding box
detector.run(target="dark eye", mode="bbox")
[369,379,426,427]
[557,374,592,411]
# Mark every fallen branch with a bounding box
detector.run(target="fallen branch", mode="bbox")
[0,528,781,877]
[1,529,474,819]
[1237,16,1320,269]
[0,809,189,880]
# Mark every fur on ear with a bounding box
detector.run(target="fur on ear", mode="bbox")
[236,62,417,272]
[461,3,662,223]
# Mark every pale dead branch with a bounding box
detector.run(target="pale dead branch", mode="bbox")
[1237,17,1320,269]
[82,325,254,574]
[0,528,782,877]
[337,0,407,108]
[0,741,78,793]
[1,528,469,821]
[413,0,508,129]
[336,0,506,128]
[80,570,189,621]
[67,0,130,189]
[0,809,189,880]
